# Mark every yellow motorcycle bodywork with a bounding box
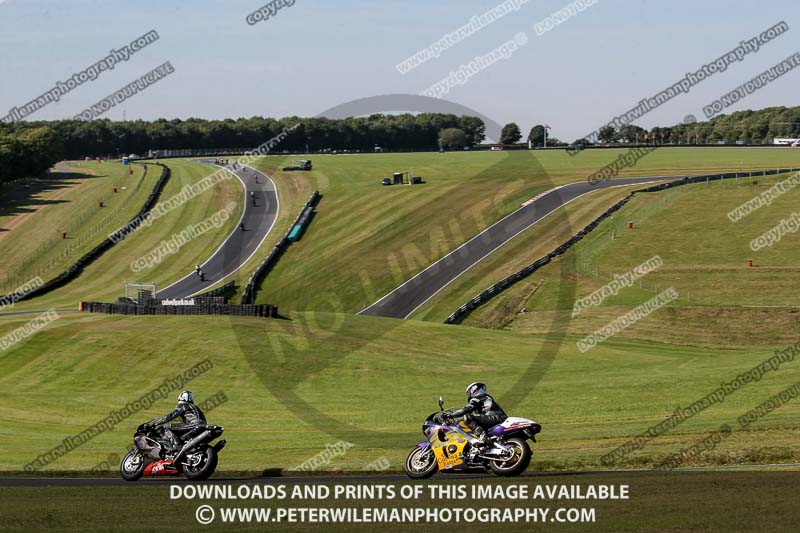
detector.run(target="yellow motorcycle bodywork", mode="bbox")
[430,421,477,470]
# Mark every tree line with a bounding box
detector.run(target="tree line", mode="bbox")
[499,106,800,148]
[1,105,799,183]
[598,106,800,144]
[0,114,487,162]
[575,105,800,146]
[0,127,64,184]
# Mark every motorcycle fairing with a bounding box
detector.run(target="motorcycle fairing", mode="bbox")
[143,459,179,476]
[428,423,475,470]
[488,416,540,437]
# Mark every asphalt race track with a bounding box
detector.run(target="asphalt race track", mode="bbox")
[157,162,278,299]
[360,175,685,319]
[3,463,797,487]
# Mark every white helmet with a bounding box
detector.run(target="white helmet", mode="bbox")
[177,390,194,404]
[466,382,487,400]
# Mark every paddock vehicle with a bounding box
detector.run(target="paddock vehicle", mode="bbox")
[120,423,226,481]
[282,159,312,171]
[404,397,541,479]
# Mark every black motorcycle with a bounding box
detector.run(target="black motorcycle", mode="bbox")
[120,423,226,481]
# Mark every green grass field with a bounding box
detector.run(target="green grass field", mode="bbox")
[2,148,800,480]
[461,171,800,348]
[1,312,797,474]
[2,159,243,310]
[247,148,800,314]
[410,183,646,323]
[0,161,151,293]
[6,148,800,311]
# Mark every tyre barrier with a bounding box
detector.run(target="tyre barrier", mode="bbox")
[0,163,172,305]
[306,190,321,208]
[195,281,236,299]
[80,301,278,318]
[444,166,800,325]
[288,206,316,242]
[241,191,320,304]
[120,294,228,305]
[193,296,228,305]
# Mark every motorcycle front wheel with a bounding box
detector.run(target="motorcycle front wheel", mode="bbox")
[120,449,146,481]
[404,445,438,479]
[183,446,218,481]
[489,438,531,477]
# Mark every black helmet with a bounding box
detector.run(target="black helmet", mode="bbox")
[466,382,487,400]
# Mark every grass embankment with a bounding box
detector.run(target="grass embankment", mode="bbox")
[4,149,800,310]
[411,183,646,323]
[4,159,242,310]
[249,149,800,314]
[1,312,797,474]
[463,171,800,348]
[0,161,151,293]
[197,155,318,301]
[2,151,800,481]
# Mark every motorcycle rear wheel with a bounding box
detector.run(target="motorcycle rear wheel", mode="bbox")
[404,446,438,479]
[183,447,218,481]
[489,438,531,477]
[120,450,146,481]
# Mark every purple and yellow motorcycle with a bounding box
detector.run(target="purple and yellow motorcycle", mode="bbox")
[404,397,541,479]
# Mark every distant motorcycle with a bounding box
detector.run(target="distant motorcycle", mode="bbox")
[120,423,226,481]
[404,397,541,479]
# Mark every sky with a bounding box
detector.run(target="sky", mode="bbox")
[1,0,798,142]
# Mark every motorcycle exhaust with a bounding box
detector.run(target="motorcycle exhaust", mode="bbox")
[213,439,227,452]
[477,452,514,461]
[174,430,211,464]
[477,443,514,460]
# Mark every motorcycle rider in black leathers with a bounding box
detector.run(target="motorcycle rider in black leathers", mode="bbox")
[445,382,507,443]
[137,391,207,460]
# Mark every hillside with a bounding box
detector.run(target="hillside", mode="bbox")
[1,312,796,473]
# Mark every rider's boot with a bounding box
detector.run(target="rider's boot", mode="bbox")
[473,426,488,445]
[466,443,480,461]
